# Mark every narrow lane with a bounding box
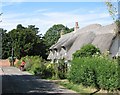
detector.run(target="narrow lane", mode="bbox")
[1,67,79,95]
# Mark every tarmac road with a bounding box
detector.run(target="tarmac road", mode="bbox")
[1,67,79,95]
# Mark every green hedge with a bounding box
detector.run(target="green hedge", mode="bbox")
[68,56,119,91]
[16,56,55,78]
[72,44,100,59]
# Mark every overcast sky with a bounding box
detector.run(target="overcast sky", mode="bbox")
[1,1,115,35]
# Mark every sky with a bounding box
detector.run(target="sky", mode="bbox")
[0,1,116,35]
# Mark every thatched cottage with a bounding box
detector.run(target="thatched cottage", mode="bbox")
[47,22,120,63]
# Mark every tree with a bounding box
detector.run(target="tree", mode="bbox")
[2,24,47,59]
[105,1,120,34]
[44,24,71,47]
[1,28,11,59]
[43,24,73,56]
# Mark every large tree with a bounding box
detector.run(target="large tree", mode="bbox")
[1,28,10,59]
[44,24,70,47]
[43,24,73,56]
[2,24,47,59]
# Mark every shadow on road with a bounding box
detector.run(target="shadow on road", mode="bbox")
[1,74,80,95]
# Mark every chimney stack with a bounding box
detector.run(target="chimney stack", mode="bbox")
[74,22,79,32]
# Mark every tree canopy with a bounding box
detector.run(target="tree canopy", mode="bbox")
[2,24,47,59]
[2,24,73,60]
[43,24,73,49]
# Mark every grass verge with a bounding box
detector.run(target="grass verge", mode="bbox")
[56,80,93,94]
[55,80,120,95]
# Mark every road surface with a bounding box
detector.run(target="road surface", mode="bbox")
[1,67,79,95]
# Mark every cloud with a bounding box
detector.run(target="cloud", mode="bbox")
[35,9,50,13]
[1,7,113,35]
[2,0,25,3]
[2,2,14,7]
[2,2,23,7]
[41,11,110,23]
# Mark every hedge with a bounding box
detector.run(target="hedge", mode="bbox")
[72,44,100,59]
[68,56,119,91]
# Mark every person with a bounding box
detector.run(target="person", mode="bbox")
[20,60,26,71]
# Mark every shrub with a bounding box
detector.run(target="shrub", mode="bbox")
[72,44,100,59]
[68,56,119,91]
[16,56,55,79]
[58,59,68,79]
[43,63,55,78]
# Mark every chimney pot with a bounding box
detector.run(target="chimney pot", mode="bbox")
[74,22,79,32]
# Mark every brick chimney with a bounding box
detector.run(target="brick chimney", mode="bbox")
[74,22,79,32]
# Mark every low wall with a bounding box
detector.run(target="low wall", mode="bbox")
[0,59,19,67]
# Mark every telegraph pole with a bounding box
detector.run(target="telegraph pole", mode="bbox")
[11,47,14,66]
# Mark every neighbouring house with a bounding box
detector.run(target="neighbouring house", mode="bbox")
[47,22,120,63]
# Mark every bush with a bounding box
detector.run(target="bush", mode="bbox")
[16,56,55,79]
[58,59,68,79]
[68,56,119,91]
[72,44,100,59]
[44,63,55,78]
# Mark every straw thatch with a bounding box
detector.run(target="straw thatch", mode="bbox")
[66,32,96,60]
[92,33,116,53]
[47,23,119,61]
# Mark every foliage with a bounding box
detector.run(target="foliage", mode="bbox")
[72,44,100,59]
[2,24,47,59]
[43,24,73,56]
[44,24,72,47]
[105,1,117,21]
[2,24,73,60]
[1,28,11,59]
[68,56,119,91]
[43,63,55,78]
[58,80,92,94]
[16,56,55,79]
[117,56,120,88]
[57,59,68,79]
[105,1,120,34]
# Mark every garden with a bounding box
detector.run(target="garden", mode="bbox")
[15,44,120,94]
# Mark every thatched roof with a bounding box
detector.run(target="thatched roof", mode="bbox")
[95,23,116,34]
[92,33,116,53]
[61,35,77,51]
[50,32,74,50]
[47,23,119,61]
[53,24,102,60]
[47,50,53,60]
[66,32,96,60]
[75,24,102,34]
[108,34,119,57]
[62,24,101,49]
